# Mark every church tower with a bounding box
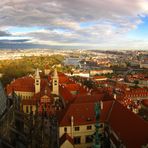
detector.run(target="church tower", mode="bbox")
[35,68,40,94]
[52,68,59,95]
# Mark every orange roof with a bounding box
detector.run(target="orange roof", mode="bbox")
[6,76,48,94]
[59,85,74,102]
[63,83,88,94]
[48,72,74,84]
[57,101,113,126]
[142,99,148,107]
[58,99,148,147]
[93,76,107,79]
[108,101,148,148]
[73,94,104,103]
[7,76,35,94]
[64,83,80,91]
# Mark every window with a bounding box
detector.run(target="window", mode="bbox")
[54,80,57,85]
[74,136,81,144]
[30,106,32,112]
[100,124,103,128]
[85,135,93,143]
[64,127,67,133]
[74,126,80,131]
[87,125,92,130]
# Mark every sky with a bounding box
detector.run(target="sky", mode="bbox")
[0,0,148,50]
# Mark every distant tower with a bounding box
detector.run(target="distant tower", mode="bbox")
[35,68,40,94]
[44,65,50,76]
[52,68,59,95]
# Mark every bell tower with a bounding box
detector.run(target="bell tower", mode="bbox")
[35,68,40,94]
[52,68,59,95]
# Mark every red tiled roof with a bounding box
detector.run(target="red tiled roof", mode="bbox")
[48,72,74,84]
[58,99,148,147]
[63,83,88,94]
[142,99,148,107]
[58,102,96,126]
[93,76,107,79]
[64,83,80,91]
[7,76,35,94]
[59,85,74,102]
[59,133,74,146]
[57,101,113,126]
[107,101,148,148]
[6,76,48,94]
[73,94,104,104]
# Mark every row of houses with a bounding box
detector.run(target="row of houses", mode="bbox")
[5,67,148,148]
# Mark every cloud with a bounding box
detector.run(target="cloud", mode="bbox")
[0,39,30,43]
[0,0,148,49]
[1,0,147,26]
[0,30,11,36]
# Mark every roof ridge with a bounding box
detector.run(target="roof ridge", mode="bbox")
[106,100,115,122]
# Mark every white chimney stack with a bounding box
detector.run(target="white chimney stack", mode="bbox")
[71,116,74,138]
[101,101,103,110]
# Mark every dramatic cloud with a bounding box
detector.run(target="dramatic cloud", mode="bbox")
[0,30,11,36]
[0,0,148,49]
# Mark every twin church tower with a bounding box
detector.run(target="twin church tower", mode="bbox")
[35,68,59,95]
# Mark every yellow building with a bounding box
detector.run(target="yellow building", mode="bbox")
[57,101,105,148]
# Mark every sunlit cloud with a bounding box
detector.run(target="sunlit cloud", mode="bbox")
[0,0,148,49]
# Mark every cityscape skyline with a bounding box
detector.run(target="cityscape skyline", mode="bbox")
[0,0,148,50]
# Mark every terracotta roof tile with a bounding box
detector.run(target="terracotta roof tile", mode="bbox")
[57,101,113,126]
[6,76,48,94]
[108,101,148,148]
[142,99,148,107]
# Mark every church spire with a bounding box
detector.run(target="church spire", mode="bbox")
[35,68,40,94]
[52,68,59,95]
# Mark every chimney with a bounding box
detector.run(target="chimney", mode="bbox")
[114,93,117,100]
[71,116,74,138]
[100,101,103,110]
